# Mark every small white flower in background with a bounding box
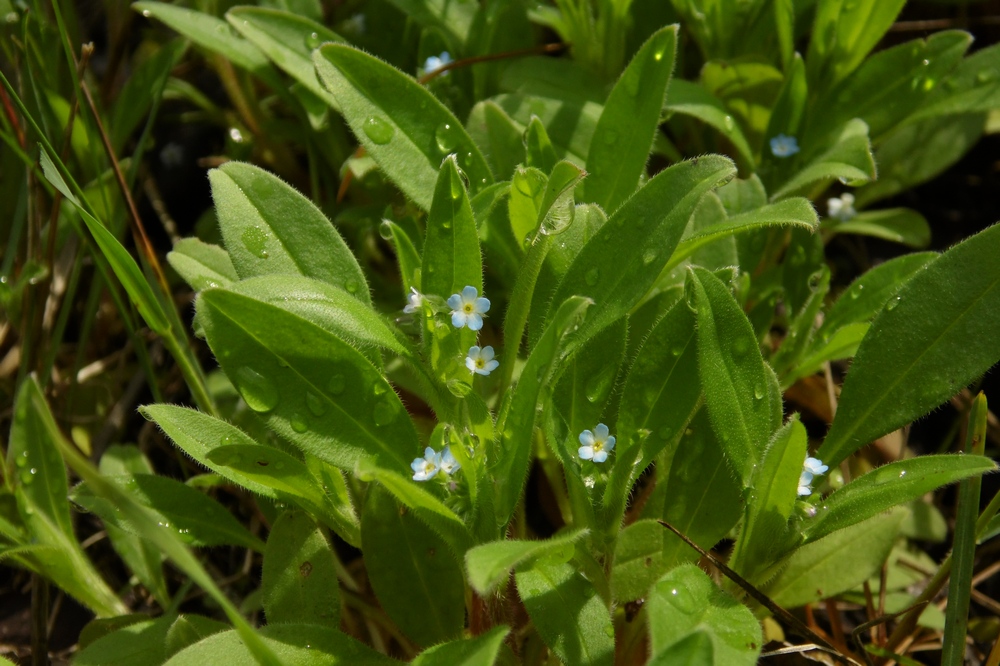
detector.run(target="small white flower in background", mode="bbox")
[827,192,857,221]
[439,447,461,475]
[769,134,800,158]
[343,13,365,34]
[423,51,452,75]
[403,287,422,313]
[466,345,499,376]
[448,285,490,331]
[798,456,829,496]
[411,447,441,481]
[579,423,616,464]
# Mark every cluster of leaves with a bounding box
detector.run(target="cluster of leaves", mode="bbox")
[3,0,1000,664]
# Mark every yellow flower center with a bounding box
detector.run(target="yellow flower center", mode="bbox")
[475,358,485,369]
[463,303,475,314]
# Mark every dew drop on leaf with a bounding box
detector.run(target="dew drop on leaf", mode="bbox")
[362,116,394,145]
[642,248,658,265]
[434,122,461,153]
[305,32,321,49]
[290,414,309,433]
[327,374,346,395]
[754,383,765,400]
[723,115,734,132]
[373,400,397,426]
[585,268,600,286]
[886,296,900,311]
[241,226,269,259]
[235,366,279,412]
[306,391,327,417]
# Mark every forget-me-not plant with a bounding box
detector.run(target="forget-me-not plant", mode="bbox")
[439,447,461,475]
[423,51,452,75]
[798,456,829,496]
[769,134,800,158]
[411,447,441,481]
[403,286,422,313]
[448,285,490,331]
[466,345,499,376]
[578,424,616,463]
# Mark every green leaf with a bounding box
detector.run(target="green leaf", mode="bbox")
[358,464,473,555]
[314,44,492,211]
[816,252,936,339]
[197,288,419,474]
[646,564,761,666]
[478,101,525,181]
[805,31,971,145]
[208,444,360,547]
[384,220,423,293]
[617,300,699,474]
[209,162,369,302]
[490,94,601,165]
[227,8,344,112]
[163,624,395,665]
[729,417,807,583]
[805,0,907,90]
[19,378,280,664]
[908,43,1000,123]
[770,119,876,200]
[524,116,558,173]
[828,208,931,248]
[386,0,475,48]
[508,166,547,248]
[9,379,127,617]
[818,224,1000,466]
[649,631,713,665]
[555,317,627,442]
[164,615,230,659]
[261,511,339,628]
[584,26,676,215]
[167,238,238,292]
[856,112,984,207]
[39,148,170,334]
[765,510,906,608]
[613,410,742,602]
[411,626,510,666]
[98,446,170,606]
[689,267,781,483]
[361,486,465,647]
[465,528,587,595]
[73,473,264,551]
[73,616,172,666]
[803,455,996,544]
[493,296,593,526]
[110,39,188,152]
[549,155,736,353]
[784,322,869,386]
[667,197,818,272]
[664,80,754,169]
[515,561,614,666]
[421,155,484,299]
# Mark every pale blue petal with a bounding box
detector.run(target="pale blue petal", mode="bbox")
[462,285,479,301]
[485,360,499,373]
[480,345,495,361]
[452,311,467,328]
[592,449,608,463]
[595,423,609,439]
[447,293,463,309]
[578,446,594,460]
[467,313,483,331]
[797,483,811,496]
[604,435,616,452]
[474,297,491,314]
[579,430,595,447]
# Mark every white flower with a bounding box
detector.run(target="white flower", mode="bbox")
[439,447,461,475]
[423,51,452,75]
[403,287,422,313]
[827,193,856,221]
[465,345,499,376]
[578,423,616,464]
[411,447,441,481]
[770,134,800,158]
[343,13,365,34]
[798,456,829,496]
[448,285,490,331]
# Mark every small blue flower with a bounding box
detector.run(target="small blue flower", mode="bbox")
[827,193,856,221]
[423,51,452,76]
[403,286,422,314]
[448,286,490,331]
[343,13,365,34]
[770,134,800,158]
[411,447,441,481]
[798,456,829,496]
[439,446,461,475]
[466,345,499,376]
[579,423,616,464]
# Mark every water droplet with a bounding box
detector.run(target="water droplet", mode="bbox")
[362,116,394,145]
[345,279,359,294]
[585,368,614,404]
[665,583,697,613]
[15,454,27,468]
[373,400,397,426]
[434,122,461,153]
[754,383,765,400]
[583,476,596,488]
[327,374,346,395]
[305,32,321,49]
[671,345,684,357]
[20,469,33,485]
[977,70,995,84]
[306,391,327,417]
[379,220,393,240]
[291,414,309,433]
[235,366,279,412]
[141,9,150,16]
[374,383,387,397]
[604,624,615,638]
[886,296,900,311]
[585,268,600,286]
[642,248,658,265]
[241,226,269,259]
[851,284,864,299]
[449,166,464,200]
[723,115,734,132]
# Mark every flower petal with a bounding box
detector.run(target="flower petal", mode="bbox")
[578,446,594,460]
[480,345,495,361]
[604,435,616,452]
[579,430,595,447]
[447,293,462,310]
[595,423,609,439]
[467,313,483,331]
[452,311,467,328]
[592,450,608,463]
[462,285,479,302]
[474,297,491,314]
[485,360,499,373]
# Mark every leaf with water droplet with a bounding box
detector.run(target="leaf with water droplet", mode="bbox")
[314,43,492,211]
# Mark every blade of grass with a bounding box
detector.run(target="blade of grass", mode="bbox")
[941,392,988,665]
